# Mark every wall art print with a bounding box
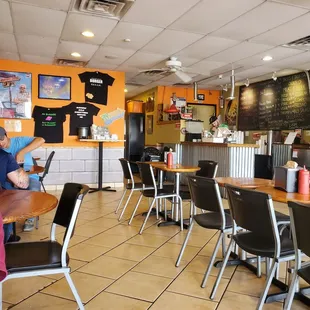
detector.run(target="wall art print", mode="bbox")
[0,70,32,119]
[38,74,71,100]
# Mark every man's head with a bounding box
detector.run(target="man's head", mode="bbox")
[0,127,9,149]
[209,115,220,128]
[19,84,27,93]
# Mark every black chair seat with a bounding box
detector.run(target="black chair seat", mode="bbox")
[233,232,294,258]
[298,265,310,285]
[275,211,290,223]
[193,212,233,230]
[143,186,175,198]
[6,241,69,273]
[126,182,144,190]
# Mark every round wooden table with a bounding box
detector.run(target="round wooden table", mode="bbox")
[25,165,44,175]
[215,177,273,189]
[0,190,58,224]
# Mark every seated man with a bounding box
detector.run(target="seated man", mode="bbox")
[0,127,45,231]
[0,149,29,242]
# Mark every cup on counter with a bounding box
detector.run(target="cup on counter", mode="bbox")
[111,134,118,141]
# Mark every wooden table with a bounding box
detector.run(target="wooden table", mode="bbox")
[215,177,273,189]
[0,190,58,224]
[25,165,44,175]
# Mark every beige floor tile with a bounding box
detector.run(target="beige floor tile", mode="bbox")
[185,255,236,279]
[106,271,172,302]
[42,271,113,303]
[86,217,120,228]
[149,291,217,310]
[199,242,225,258]
[133,255,187,278]
[85,291,151,310]
[144,225,181,237]
[75,218,90,227]
[74,223,110,237]
[217,291,282,310]
[126,233,170,248]
[152,242,200,262]
[55,233,88,248]
[167,271,229,302]
[104,225,140,237]
[68,243,110,262]
[106,243,155,262]
[227,271,280,298]
[2,302,12,310]
[77,212,104,221]
[79,256,137,279]
[11,292,78,309]
[3,277,54,304]
[168,230,214,247]
[84,232,129,248]
[17,233,48,242]
[121,214,159,228]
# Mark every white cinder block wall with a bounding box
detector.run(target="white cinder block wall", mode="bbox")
[31,147,124,190]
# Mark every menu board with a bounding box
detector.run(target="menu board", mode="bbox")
[238,72,310,130]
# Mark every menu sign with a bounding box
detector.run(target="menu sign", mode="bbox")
[238,72,310,130]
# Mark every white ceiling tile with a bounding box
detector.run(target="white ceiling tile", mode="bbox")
[159,72,197,83]
[250,12,310,46]
[236,66,280,79]
[61,13,118,45]
[187,60,227,75]
[264,51,310,69]
[127,75,158,86]
[56,41,99,62]
[16,35,58,57]
[122,0,201,28]
[86,61,118,70]
[212,2,307,41]
[20,54,53,64]
[121,51,168,69]
[0,51,19,61]
[11,0,71,11]
[116,65,140,74]
[169,0,265,34]
[0,33,17,53]
[125,72,139,80]
[103,22,163,50]
[177,36,240,59]
[91,46,136,65]
[207,42,272,63]
[141,29,203,55]
[0,0,13,33]
[11,2,67,37]
[270,0,310,9]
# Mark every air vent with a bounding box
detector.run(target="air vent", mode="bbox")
[283,35,310,50]
[55,59,87,67]
[73,0,135,19]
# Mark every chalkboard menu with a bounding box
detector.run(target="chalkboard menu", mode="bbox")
[238,72,310,130]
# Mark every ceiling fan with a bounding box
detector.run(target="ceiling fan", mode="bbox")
[139,57,193,83]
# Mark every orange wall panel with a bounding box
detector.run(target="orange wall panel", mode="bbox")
[0,59,125,147]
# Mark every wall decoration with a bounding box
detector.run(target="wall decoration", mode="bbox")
[157,103,164,123]
[145,93,155,112]
[0,70,32,119]
[4,120,22,132]
[147,115,153,134]
[101,108,125,126]
[225,99,237,127]
[38,74,71,100]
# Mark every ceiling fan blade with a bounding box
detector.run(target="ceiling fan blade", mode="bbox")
[174,70,192,83]
[139,68,167,73]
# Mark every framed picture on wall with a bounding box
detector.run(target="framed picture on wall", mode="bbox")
[0,70,32,119]
[147,115,153,134]
[38,74,71,100]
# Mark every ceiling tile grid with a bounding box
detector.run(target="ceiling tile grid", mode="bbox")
[10,0,72,11]
[0,33,17,53]
[0,0,14,33]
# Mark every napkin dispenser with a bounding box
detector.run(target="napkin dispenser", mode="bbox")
[274,166,300,192]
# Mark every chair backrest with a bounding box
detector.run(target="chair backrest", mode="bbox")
[42,151,55,178]
[226,184,277,240]
[196,160,218,178]
[137,162,156,188]
[119,158,133,181]
[288,201,310,257]
[141,147,162,162]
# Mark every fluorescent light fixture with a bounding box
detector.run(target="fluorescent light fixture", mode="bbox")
[272,72,277,81]
[124,38,131,42]
[262,55,273,61]
[124,88,128,93]
[245,78,250,87]
[71,52,81,57]
[82,31,94,38]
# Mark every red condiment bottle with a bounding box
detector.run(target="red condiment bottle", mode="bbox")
[167,149,173,168]
[298,166,309,195]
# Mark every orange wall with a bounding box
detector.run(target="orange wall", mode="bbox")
[0,59,125,147]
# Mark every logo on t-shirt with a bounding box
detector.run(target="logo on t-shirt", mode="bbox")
[46,116,52,121]
[90,78,103,84]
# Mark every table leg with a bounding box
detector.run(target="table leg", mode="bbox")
[89,142,116,193]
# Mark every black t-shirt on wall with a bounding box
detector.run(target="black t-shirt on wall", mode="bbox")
[78,71,115,105]
[32,106,66,143]
[62,102,100,136]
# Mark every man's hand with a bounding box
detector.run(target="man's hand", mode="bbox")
[15,151,25,163]
[7,168,29,189]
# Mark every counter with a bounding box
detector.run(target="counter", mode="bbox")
[181,142,258,178]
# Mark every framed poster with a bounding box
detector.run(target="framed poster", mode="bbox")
[0,70,32,119]
[38,74,71,100]
[147,115,153,134]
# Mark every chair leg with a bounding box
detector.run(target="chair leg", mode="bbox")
[257,256,262,278]
[118,190,133,221]
[210,238,235,300]
[115,189,127,214]
[257,259,278,310]
[156,200,159,220]
[176,221,195,267]
[0,282,2,310]
[164,199,167,221]
[41,181,46,193]
[284,271,299,310]
[189,201,194,225]
[64,272,84,310]
[35,216,39,229]
[201,232,223,288]
[128,193,143,225]
[221,234,226,257]
[139,198,156,234]
[178,196,183,231]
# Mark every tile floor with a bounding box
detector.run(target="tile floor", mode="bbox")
[4,189,310,309]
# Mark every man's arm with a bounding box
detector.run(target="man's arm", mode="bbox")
[7,168,29,189]
[15,137,45,163]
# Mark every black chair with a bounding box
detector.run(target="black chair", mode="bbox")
[141,147,162,162]
[39,151,55,192]
[129,162,182,234]
[211,185,295,309]
[2,183,89,310]
[175,176,233,288]
[284,201,310,309]
[115,158,154,221]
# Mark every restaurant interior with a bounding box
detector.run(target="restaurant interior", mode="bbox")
[1,0,310,309]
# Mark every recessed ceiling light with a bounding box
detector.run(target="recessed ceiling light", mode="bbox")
[71,52,81,57]
[82,31,94,38]
[262,55,273,61]
[124,38,131,42]
[124,88,128,93]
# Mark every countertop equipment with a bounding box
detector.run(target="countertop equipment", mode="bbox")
[185,120,203,142]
